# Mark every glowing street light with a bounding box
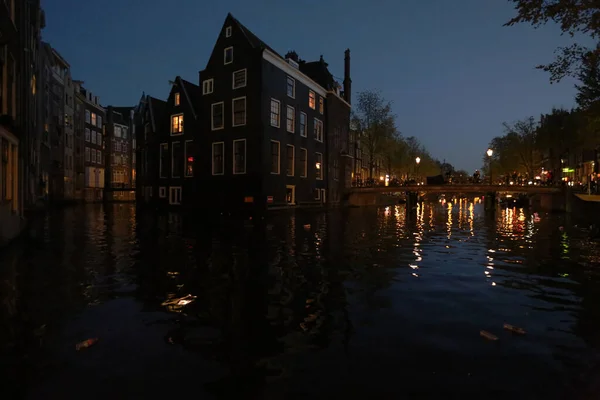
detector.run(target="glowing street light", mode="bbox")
[487,148,493,184]
[415,157,421,165]
[487,148,493,157]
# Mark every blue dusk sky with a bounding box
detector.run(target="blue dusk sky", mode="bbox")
[41,0,591,172]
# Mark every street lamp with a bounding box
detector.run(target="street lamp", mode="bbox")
[486,148,493,184]
[415,157,421,182]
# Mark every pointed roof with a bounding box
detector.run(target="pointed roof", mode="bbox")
[228,13,283,58]
[147,96,166,132]
[175,76,201,120]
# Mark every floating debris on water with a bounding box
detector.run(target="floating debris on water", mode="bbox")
[480,330,498,341]
[503,323,526,335]
[76,338,98,351]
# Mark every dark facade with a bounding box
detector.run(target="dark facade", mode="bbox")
[196,14,351,212]
[80,87,105,202]
[73,80,85,199]
[105,106,134,198]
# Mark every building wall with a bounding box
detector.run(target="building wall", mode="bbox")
[82,90,104,202]
[63,70,75,199]
[73,83,85,200]
[325,93,351,204]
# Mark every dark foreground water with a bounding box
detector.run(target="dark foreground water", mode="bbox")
[2,200,600,399]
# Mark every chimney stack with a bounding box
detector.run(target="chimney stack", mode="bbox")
[343,49,351,104]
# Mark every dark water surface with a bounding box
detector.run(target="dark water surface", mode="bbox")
[2,200,600,399]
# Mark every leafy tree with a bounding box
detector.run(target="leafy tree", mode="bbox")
[351,90,396,179]
[505,0,600,82]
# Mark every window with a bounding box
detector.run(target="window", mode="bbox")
[169,187,182,205]
[174,92,180,106]
[160,143,168,178]
[300,112,307,137]
[85,128,90,142]
[159,187,166,198]
[122,127,128,139]
[286,145,294,176]
[97,150,102,165]
[232,69,246,89]
[211,102,224,130]
[185,140,194,177]
[270,99,280,127]
[97,132,103,146]
[286,106,295,133]
[233,139,246,174]
[314,118,323,142]
[202,79,213,95]
[319,97,324,114]
[115,126,122,137]
[224,47,233,64]
[91,112,97,126]
[85,147,90,162]
[85,110,90,123]
[300,148,307,177]
[225,26,232,37]
[172,141,182,178]
[232,97,246,126]
[315,189,321,200]
[287,76,295,98]
[91,131,97,145]
[270,140,280,174]
[212,142,224,175]
[315,152,323,180]
[91,149,97,163]
[171,114,184,135]
[97,115,103,128]
[309,91,316,109]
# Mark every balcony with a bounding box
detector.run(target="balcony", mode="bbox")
[0,2,17,45]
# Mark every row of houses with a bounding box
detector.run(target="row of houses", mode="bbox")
[134,14,353,213]
[0,1,137,244]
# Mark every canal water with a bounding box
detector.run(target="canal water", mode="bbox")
[2,199,600,399]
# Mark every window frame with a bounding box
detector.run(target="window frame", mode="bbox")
[319,96,324,114]
[286,105,295,133]
[224,46,233,65]
[300,112,307,137]
[171,113,184,135]
[309,90,316,109]
[286,144,295,177]
[169,186,182,205]
[184,139,194,178]
[171,141,181,178]
[159,143,168,178]
[314,118,323,142]
[211,102,224,130]
[225,26,232,37]
[232,69,247,89]
[270,140,280,175]
[315,152,323,180]
[287,76,295,98]
[300,148,307,178]
[159,187,166,198]
[174,92,180,106]
[85,147,90,162]
[232,96,246,127]
[202,79,213,95]
[211,141,225,176]
[233,139,247,175]
[270,98,280,128]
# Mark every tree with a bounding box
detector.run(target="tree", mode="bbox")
[381,133,406,178]
[505,0,600,83]
[351,90,396,179]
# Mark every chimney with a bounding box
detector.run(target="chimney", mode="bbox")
[343,49,351,104]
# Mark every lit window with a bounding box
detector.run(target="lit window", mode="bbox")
[286,106,295,133]
[270,141,280,174]
[309,91,316,109]
[319,97,324,114]
[225,26,232,37]
[202,79,213,95]
[211,102,224,130]
[212,142,224,175]
[232,69,246,89]
[315,152,323,180]
[232,97,246,127]
[185,140,194,177]
[224,47,233,64]
[300,112,307,137]
[174,92,180,106]
[233,139,246,174]
[300,148,307,177]
[286,145,294,176]
[314,118,323,142]
[91,112,96,126]
[171,114,183,135]
[287,76,295,98]
[270,99,280,127]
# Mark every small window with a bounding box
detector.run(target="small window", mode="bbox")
[300,148,307,177]
[315,152,323,180]
[91,149,96,163]
[85,110,90,123]
[91,112,97,126]
[97,150,102,165]
[91,131,97,145]
[286,145,294,176]
[319,97,324,114]
[85,128,90,142]
[211,102,224,130]
[171,114,184,135]
[287,76,295,98]
[212,142,224,175]
[185,140,194,177]
[270,99,280,127]
[270,140,280,174]
[97,115,103,128]
[232,69,246,89]
[309,91,316,109]
[85,147,90,162]
[174,92,180,106]
[224,47,233,65]
[225,26,232,37]
[169,187,182,205]
[159,187,166,198]
[314,118,323,142]
[299,112,307,137]
[286,106,295,133]
[233,139,246,174]
[232,97,246,127]
[202,79,213,95]
[315,188,321,200]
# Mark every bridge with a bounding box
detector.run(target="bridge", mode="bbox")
[347,184,562,195]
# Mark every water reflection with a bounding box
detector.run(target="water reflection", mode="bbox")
[1,203,600,398]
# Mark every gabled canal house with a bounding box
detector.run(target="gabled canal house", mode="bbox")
[195,14,352,212]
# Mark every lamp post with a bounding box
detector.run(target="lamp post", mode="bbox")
[486,148,493,185]
[415,156,421,182]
